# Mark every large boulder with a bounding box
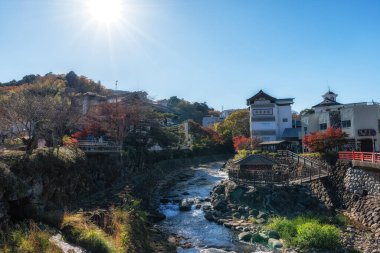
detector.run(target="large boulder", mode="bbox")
[250,233,268,244]
[179,199,193,211]
[238,232,252,242]
[211,197,227,211]
[268,238,283,249]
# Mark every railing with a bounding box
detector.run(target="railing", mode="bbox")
[78,140,122,153]
[339,151,380,163]
[277,150,329,183]
[228,151,330,185]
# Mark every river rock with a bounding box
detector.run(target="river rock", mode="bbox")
[202,205,211,211]
[257,211,267,219]
[268,238,283,249]
[238,232,252,242]
[160,198,170,204]
[213,184,225,194]
[179,199,193,211]
[256,218,266,224]
[212,198,227,211]
[147,212,166,222]
[204,212,214,221]
[251,233,268,243]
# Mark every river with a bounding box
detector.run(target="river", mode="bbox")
[157,162,271,253]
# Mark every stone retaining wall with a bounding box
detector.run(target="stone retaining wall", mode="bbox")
[344,167,380,195]
[328,161,380,238]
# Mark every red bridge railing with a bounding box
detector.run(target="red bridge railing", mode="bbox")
[339,151,380,163]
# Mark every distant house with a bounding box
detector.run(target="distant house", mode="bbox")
[202,109,236,127]
[301,90,380,152]
[74,92,107,114]
[220,109,235,119]
[247,90,294,142]
[202,116,222,127]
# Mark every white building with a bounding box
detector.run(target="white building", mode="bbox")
[301,90,380,152]
[202,110,236,127]
[247,90,294,141]
[202,116,222,128]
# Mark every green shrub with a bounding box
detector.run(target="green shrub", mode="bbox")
[266,216,341,250]
[266,217,297,242]
[333,213,351,227]
[300,152,322,159]
[295,222,340,249]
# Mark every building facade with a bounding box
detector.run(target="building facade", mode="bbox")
[247,90,294,141]
[301,91,380,152]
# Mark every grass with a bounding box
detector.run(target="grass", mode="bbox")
[61,203,149,253]
[266,215,341,250]
[0,222,62,253]
[299,152,322,159]
[61,212,116,253]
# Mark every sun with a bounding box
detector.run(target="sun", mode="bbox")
[87,0,123,24]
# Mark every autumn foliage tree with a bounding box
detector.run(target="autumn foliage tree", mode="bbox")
[214,109,250,140]
[233,136,261,152]
[303,127,348,152]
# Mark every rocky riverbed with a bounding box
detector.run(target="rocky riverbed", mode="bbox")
[155,162,271,253]
[205,178,380,253]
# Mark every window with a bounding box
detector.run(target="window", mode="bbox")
[282,118,288,122]
[341,120,351,128]
[378,120,380,134]
[320,123,327,130]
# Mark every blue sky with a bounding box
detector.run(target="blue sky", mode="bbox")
[1,0,380,112]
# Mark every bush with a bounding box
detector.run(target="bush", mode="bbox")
[300,152,322,159]
[295,222,341,249]
[267,217,297,242]
[266,216,341,249]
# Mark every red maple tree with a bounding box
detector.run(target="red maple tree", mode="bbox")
[233,136,260,151]
[303,127,348,152]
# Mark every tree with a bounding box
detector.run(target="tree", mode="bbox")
[233,136,261,151]
[0,78,80,152]
[303,127,348,152]
[214,109,250,140]
[183,120,223,150]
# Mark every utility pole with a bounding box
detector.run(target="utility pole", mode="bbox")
[115,80,119,144]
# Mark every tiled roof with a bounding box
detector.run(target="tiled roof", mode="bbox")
[234,154,278,166]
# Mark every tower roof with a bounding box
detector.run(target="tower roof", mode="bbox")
[247,90,294,106]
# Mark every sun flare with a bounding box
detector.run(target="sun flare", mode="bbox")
[87,0,123,24]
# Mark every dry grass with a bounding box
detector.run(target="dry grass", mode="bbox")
[0,222,62,253]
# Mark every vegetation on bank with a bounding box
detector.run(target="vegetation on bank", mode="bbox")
[266,215,342,250]
[61,201,149,253]
[0,222,62,253]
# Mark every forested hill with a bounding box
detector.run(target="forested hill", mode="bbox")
[0,71,220,124]
[0,71,110,96]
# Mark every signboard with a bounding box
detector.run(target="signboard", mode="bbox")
[252,109,273,115]
[358,129,376,136]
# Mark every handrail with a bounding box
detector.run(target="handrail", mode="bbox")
[277,150,329,183]
[77,140,122,153]
[339,151,380,163]
[278,150,327,170]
